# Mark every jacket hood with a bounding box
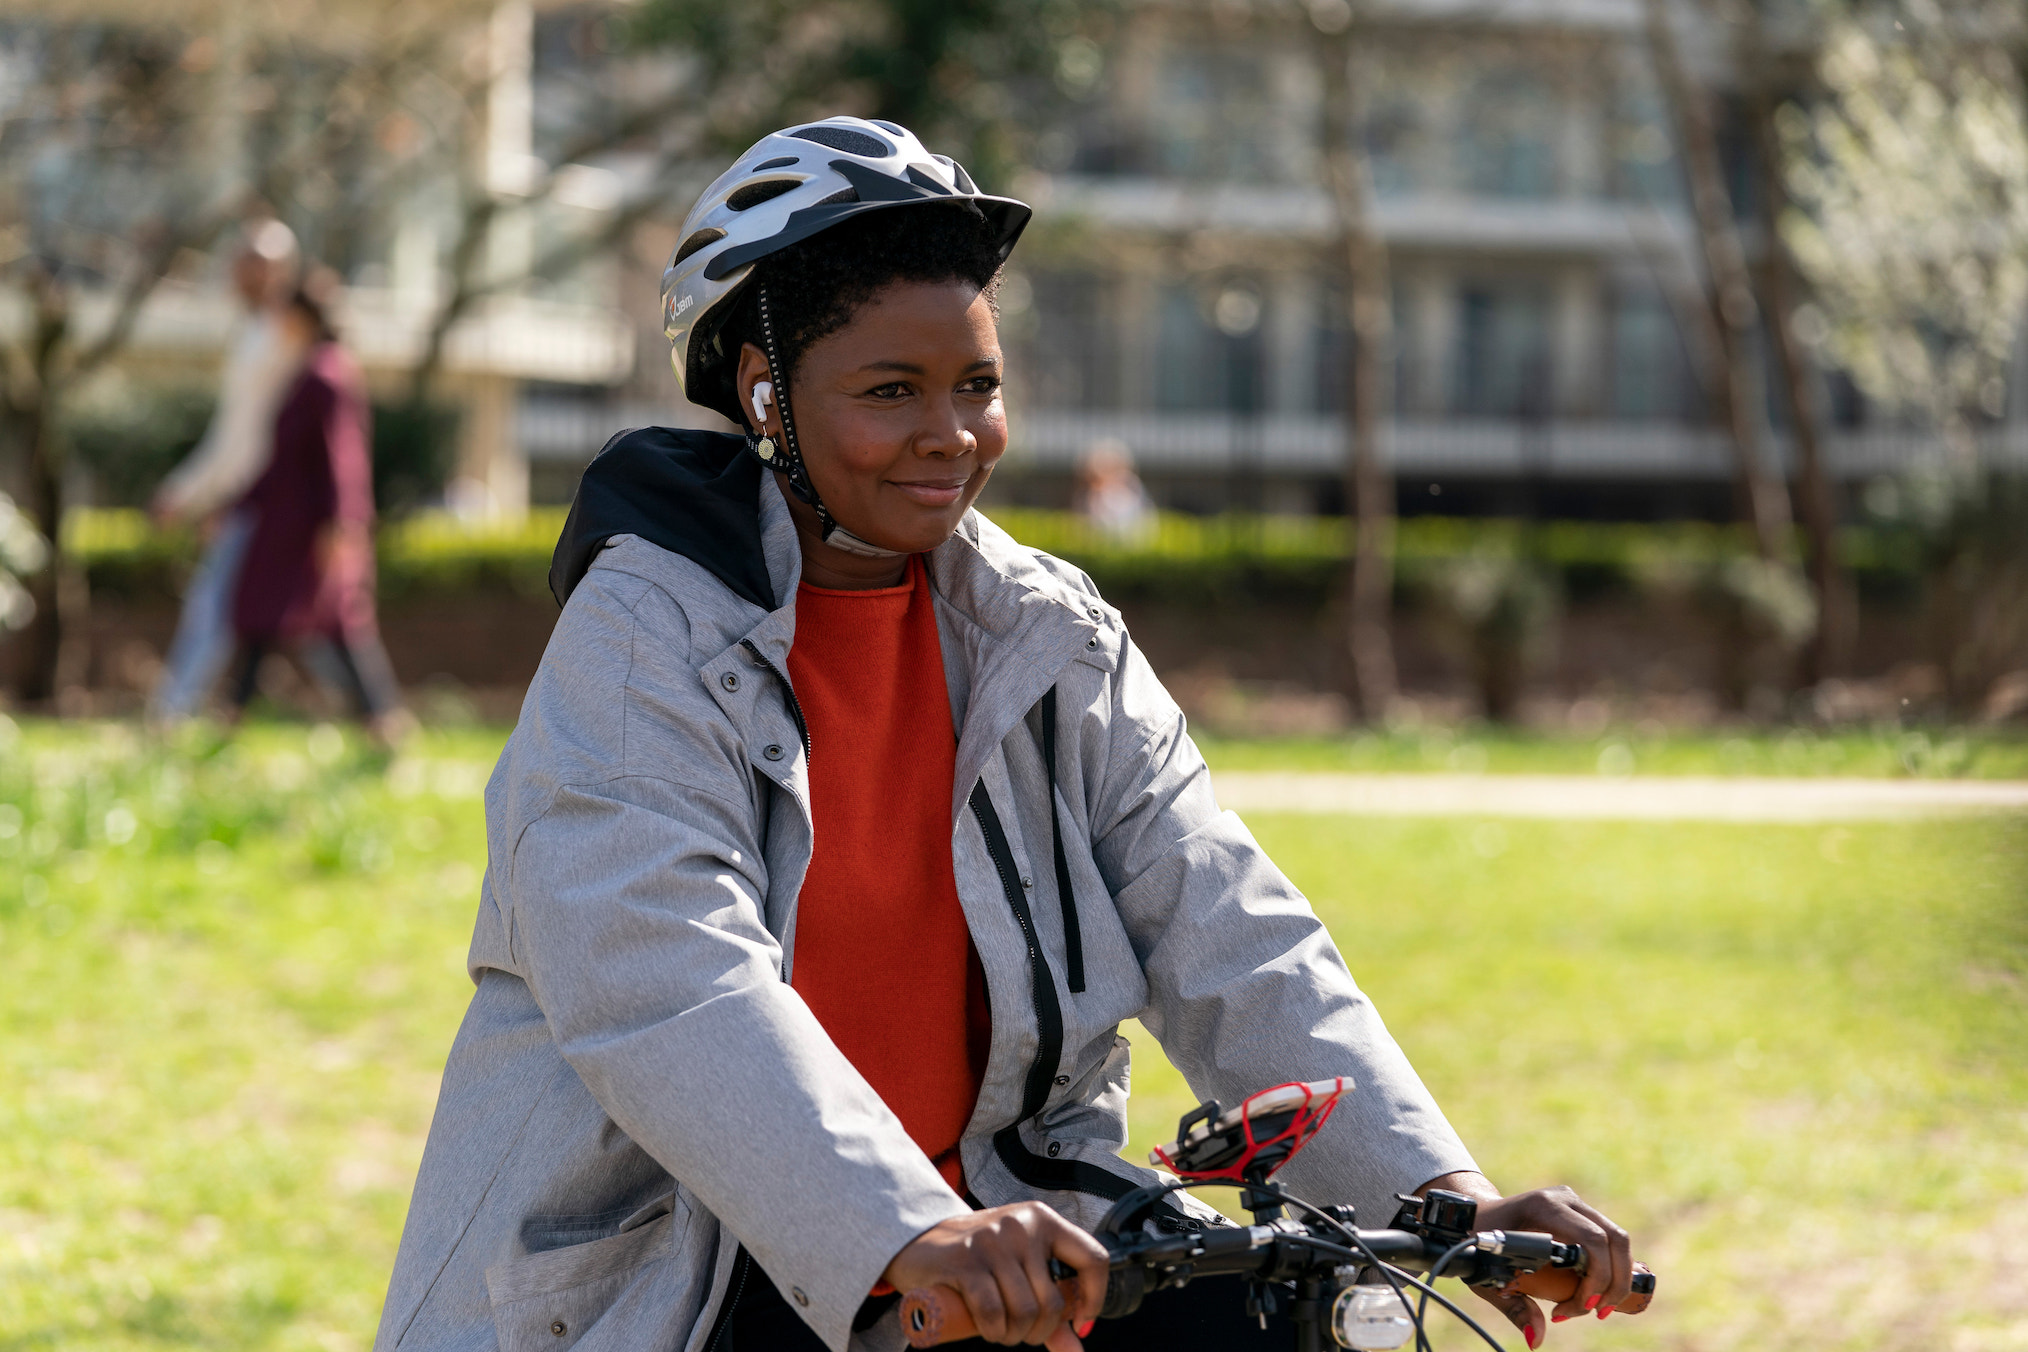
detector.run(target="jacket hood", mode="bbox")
[549,427,774,611]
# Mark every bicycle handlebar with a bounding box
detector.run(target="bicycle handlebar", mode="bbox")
[894,1089,1655,1350]
[899,1220,1627,1347]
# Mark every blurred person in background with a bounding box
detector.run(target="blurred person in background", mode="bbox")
[147,217,302,724]
[1074,437,1155,544]
[225,281,409,747]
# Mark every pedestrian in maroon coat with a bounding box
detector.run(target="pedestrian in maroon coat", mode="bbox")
[227,286,409,745]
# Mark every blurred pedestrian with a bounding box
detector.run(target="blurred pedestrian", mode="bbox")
[227,281,409,746]
[148,217,302,723]
[1073,436,1156,543]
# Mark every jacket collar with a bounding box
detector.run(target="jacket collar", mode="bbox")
[925,513,1115,822]
[736,474,1117,826]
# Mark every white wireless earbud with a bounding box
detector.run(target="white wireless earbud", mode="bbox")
[750,381,774,428]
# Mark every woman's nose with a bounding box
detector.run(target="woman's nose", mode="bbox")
[916,399,977,458]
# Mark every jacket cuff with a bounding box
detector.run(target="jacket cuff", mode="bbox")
[750,1189,969,1351]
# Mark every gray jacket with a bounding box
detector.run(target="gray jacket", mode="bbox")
[375,429,1475,1352]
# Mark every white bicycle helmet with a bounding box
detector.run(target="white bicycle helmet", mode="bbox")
[660,116,1029,554]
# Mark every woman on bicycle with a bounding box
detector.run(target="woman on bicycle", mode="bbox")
[376,117,1643,1352]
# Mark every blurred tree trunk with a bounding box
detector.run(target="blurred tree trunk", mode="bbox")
[1,237,201,704]
[4,270,74,703]
[1319,25,1398,723]
[1744,59,1851,680]
[1645,0,1795,565]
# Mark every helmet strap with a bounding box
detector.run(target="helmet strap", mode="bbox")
[753,283,904,560]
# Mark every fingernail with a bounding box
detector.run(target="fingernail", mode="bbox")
[1075,1319,1094,1337]
[1524,1325,1540,1349]
[1553,1315,1570,1323]
[1597,1305,1615,1320]
[1583,1295,1600,1311]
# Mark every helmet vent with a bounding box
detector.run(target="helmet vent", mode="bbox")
[815,187,860,207]
[935,154,978,195]
[871,120,906,135]
[788,125,893,157]
[672,227,727,265]
[752,155,799,171]
[727,178,800,211]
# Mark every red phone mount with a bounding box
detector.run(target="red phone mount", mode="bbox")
[1149,1078,1349,1186]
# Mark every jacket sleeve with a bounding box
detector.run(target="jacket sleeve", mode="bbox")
[1087,639,1479,1227]
[492,572,967,1351]
[156,316,296,518]
[326,375,375,529]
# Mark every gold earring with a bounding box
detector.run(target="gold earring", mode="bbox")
[755,435,777,462]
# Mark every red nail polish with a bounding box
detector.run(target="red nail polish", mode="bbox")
[1524,1325,1540,1349]
[1597,1305,1615,1320]
[1553,1315,1570,1323]
[1583,1295,1600,1311]
[1075,1319,1095,1338]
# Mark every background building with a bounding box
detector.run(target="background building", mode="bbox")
[8,0,2024,523]
[978,0,2026,519]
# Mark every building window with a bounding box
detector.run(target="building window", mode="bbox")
[1156,282,1265,412]
[1151,49,1278,183]
[1458,71,1559,199]
[1313,286,1353,414]
[1365,93,1431,197]
[1023,271,1117,411]
[1825,369,1868,429]
[1453,284,1551,417]
[1314,283,1417,414]
[1609,86,1679,204]
[1607,289,1694,420]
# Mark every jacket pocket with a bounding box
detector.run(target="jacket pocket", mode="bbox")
[484,1200,689,1352]
[1040,1032,1132,1142]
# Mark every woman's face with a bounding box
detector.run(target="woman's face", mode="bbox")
[739,279,1005,559]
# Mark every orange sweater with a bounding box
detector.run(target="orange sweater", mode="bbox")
[787,556,989,1194]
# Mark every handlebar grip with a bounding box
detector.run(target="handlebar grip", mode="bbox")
[900,1265,1083,1349]
[1490,1261,1658,1312]
[1510,1265,1583,1305]
[899,1286,969,1348]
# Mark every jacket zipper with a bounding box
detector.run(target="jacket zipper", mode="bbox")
[968,781,1060,1120]
[969,778,1191,1221]
[1038,688,1086,994]
[739,639,811,764]
[702,1247,751,1352]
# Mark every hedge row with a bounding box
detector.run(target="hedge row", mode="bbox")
[65,507,1923,607]
[68,509,570,604]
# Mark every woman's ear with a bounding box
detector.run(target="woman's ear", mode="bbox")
[735,341,776,435]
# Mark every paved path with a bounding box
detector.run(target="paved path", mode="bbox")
[1209,772,2028,822]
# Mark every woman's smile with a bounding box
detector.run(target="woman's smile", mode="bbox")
[888,473,972,508]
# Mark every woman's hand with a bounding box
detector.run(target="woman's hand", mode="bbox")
[884,1203,1109,1350]
[1416,1172,1651,1348]
[314,521,368,575]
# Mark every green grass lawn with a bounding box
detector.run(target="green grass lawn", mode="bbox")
[1194,725,2028,779]
[3,718,2024,1352]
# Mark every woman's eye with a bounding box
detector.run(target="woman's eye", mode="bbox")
[866,382,912,399]
[962,377,1002,395]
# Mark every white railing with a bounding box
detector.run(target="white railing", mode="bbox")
[0,282,635,387]
[517,399,2028,481]
[1001,410,2028,480]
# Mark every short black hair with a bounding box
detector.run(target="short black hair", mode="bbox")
[286,286,337,343]
[717,202,1004,425]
